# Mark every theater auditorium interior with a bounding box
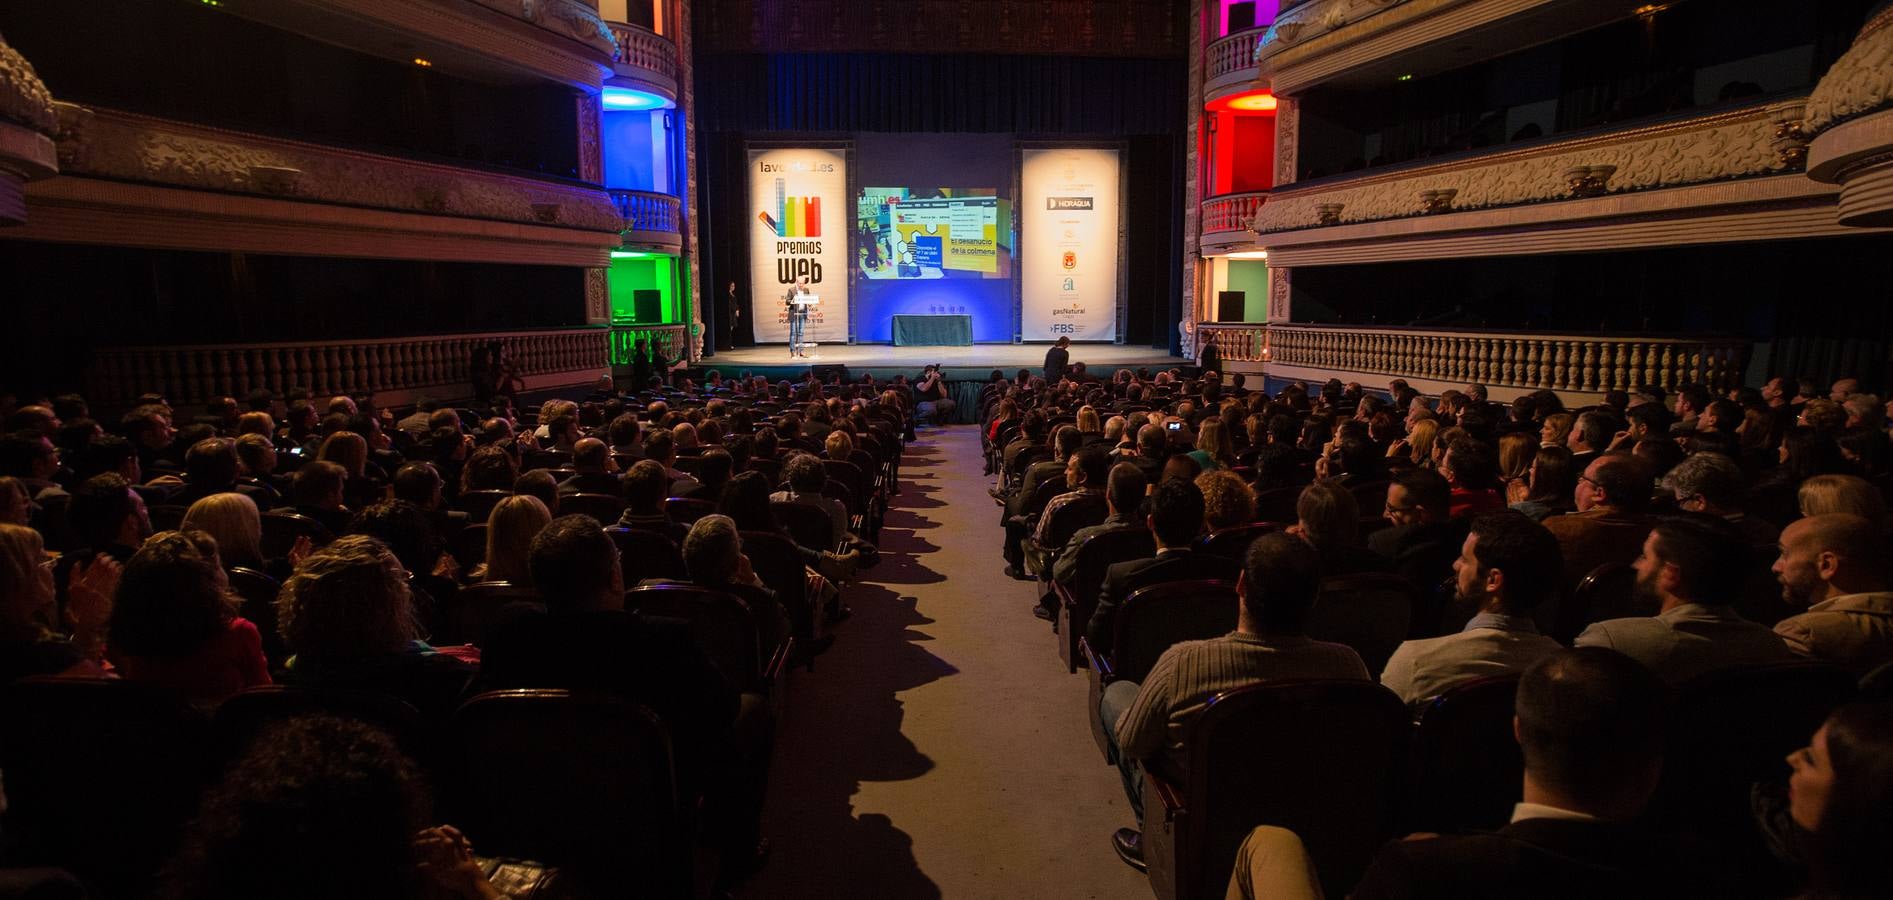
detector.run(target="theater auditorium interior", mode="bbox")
[4,0,1893,898]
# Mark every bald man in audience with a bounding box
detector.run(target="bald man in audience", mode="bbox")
[558,437,621,498]
[1575,515,1795,683]
[1772,513,1893,676]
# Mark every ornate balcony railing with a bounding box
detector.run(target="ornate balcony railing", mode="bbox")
[1202,192,1269,235]
[82,328,628,409]
[1197,323,1271,363]
[1205,28,1265,86]
[608,21,679,88]
[1267,325,1751,395]
[609,189,682,235]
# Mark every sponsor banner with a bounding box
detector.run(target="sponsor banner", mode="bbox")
[1021,148,1119,340]
[750,148,850,343]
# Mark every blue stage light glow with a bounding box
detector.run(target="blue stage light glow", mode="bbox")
[601,86,673,110]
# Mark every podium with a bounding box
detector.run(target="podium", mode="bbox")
[790,293,820,355]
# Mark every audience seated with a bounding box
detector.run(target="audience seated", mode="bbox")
[471,495,550,585]
[1104,533,1367,870]
[1346,648,1738,899]
[106,530,270,705]
[1290,480,1394,577]
[1772,514,1893,676]
[181,492,291,580]
[1022,446,1111,577]
[69,473,153,563]
[1542,454,1656,591]
[1574,514,1797,683]
[1778,700,1893,899]
[0,522,111,681]
[557,437,620,498]
[1086,478,1239,653]
[616,458,687,544]
[1381,511,1563,711]
[289,460,355,536]
[1369,467,1468,591]
[275,534,475,718]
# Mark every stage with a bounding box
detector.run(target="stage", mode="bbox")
[704,343,1185,371]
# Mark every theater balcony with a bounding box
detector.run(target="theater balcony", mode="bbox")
[1201,191,1270,253]
[1204,25,1268,106]
[610,188,684,252]
[607,20,681,106]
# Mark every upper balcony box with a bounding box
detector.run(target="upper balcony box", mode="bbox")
[607,21,680,107]
[1206,26,1269,105]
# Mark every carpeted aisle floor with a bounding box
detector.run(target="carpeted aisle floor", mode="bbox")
[739,425,1150,899]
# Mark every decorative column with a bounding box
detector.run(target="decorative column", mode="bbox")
[0,32,61,226]
[1274,95,1298,187]
[585,268,609,325]
[1180,0,1208,360]
[678,0,704,361]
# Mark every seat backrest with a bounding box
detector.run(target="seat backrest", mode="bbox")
[663,496,719,525]
[740,530,809,618]
[1043,492,1109,549]
[562,492,626,524]
[771,500,836,553]
[1183,681,1409,900]
[445,689,685,897]
[1310,574,1416,678]
[1554,562,1640,644]
[523,449,572,470]
[671,454,703,476]
[453,489,514,521]
[1650,662,1856,844]
[823,477,861,517]
[1195,522,1278,560]
[1347,480,1391,515]
[440,582,541,647]
[1113,579,1240,684]
[213,684,426,766]
[1065,527,1156,624]
[449,522,489,569]
[227,566,287,668]
[823,458,867,500]
[1255,486,1302,524]
[147,503,190,533]
[626,584,762,690]
[1024,473,1068,517]
[0,677,214,897]
[1409,674,1523,833]
[259,510,334,558]
[606,526,686,581]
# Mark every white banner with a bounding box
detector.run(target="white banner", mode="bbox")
[749,147,850,343]
[1021,148,1119,341]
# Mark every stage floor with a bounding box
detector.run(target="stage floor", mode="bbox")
[706,343,1185,370]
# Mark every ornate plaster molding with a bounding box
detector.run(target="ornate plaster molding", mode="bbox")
[1256,99,1806,234]
[0,31,57,135]
[0,31,59,225]
[1805,3,1893,137]
[51,105,621,233]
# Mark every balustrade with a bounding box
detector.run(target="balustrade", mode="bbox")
[1196,324,1270,363]
[1205,28,1265,84]
[609,189,682,234]
[609,21,678,82]
[80,327,675,410]
[1266,325,1749,396]
[1201,192,1268,235]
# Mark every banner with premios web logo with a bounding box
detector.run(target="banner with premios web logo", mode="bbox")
[1021,148,1119,341]
[749,147,850,344]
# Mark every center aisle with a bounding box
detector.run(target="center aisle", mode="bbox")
[740,425,1150,899]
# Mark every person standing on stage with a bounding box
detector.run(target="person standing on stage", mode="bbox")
[1044,336,1071,383]
[785,277,812,359]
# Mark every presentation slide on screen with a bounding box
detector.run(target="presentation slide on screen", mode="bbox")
[856,188,1013,280]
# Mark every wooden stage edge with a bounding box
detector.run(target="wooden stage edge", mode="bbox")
[703,344,1185,374]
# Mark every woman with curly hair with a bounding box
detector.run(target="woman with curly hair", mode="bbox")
[276,535,474,718]
[107,529,269,704]
[160,714,503,900]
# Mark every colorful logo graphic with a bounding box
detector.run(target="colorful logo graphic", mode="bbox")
[1062,251,1076,270]
[758,177,821,237]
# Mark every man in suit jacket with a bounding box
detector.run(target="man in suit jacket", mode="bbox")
[1044,336,1071,383]
[1369,468,1471,593]
[557,438,621,498]
[1381,511,1564,711]
[1085,477,1240,653]
[1542,454,1656,592]
[1772,513,1893,677]
[1575,514,1796,683]
[1345,648,1736,900]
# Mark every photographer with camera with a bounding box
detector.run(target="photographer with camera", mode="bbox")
[916,364,955,426]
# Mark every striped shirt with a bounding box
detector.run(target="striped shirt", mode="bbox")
[1116,631,1369,778]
